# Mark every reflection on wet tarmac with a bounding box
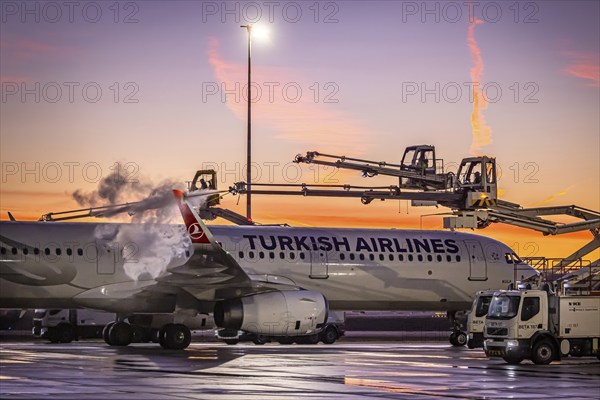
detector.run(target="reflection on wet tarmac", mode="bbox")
[1,340,599,399]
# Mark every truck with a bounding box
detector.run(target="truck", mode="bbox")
[33,309,115,343]
[466,290,495,349]
[483,288,600,364]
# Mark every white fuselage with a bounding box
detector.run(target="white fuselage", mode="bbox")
[0,221,526,312]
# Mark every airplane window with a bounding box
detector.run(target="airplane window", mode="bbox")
[269,252,275,259]
[408,254,414,262]
[11,247,17,255]
[185,250,190,257]
[34,248,40,255]
[418,254,423,262]
[512,253,523,264]
[437,255,442,262]
[44,248,50,255]
[279,252,285,259]
[339,253,345,261]
[299,252,305,260]
[239,251,244,259]
[22,248,28,255]
[369,254,375,261]
[77,249,83,256]
[56,248,62,256]
[259,251,265,259]
[290,253,295,260]
[389,254,394,261]
[427,255,433,262]
[66,248,72,256]
[456,255,461,262]
[248,251,255,259]
[399,254,404,262]
[504,253,513,264]
[447,255,452,262]
[349,253,355,261]
[379,254,384,261]
[0,247,5,255]
[359,253,365,261]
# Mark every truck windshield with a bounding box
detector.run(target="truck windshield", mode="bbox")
[487,294,521,320]
[475,295,493,318]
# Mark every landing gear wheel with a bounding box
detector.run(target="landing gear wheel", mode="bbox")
[252,335,267,345]
[103,322,116,345]
[108,322,133,346]
[223,339,239,345]
[159,323,191,350]
[320,326,338,344]
[532,340,555,365]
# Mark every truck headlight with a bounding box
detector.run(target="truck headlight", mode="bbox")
[506,340,518,348]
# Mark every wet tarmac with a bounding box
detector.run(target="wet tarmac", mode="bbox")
[1,338,599,399]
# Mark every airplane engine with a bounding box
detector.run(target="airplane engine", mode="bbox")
[214,290,328,336]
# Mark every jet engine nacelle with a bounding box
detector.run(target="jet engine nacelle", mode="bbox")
[214,290,328,336]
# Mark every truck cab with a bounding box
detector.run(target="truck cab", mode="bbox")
[484,289,600,364]
[466,290,495,348]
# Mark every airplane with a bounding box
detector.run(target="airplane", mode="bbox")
[0,189,537,349]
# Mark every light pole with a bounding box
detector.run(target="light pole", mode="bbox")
[241,23,253,221]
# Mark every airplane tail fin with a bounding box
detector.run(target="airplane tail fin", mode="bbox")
[172,190,212,245]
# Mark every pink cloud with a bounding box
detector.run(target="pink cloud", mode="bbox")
[563,51,600,87]
[0,36,63,62]
[207,37,370,156]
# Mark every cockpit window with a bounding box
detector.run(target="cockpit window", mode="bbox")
[505,253,523,264]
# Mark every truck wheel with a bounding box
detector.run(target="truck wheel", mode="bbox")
[502,356,523,365]
[320,326,338,344]
[278,337,294,345]
[252,335,267,345]
[454,332,467,347]
[56,323,75,343]
[532,340,555,365]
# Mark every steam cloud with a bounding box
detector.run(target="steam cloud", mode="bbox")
[467,18,493,155]
[73,166,213,281]
[72,166,185,224]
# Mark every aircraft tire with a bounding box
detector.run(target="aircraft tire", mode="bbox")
[223,339,239,345]
[160,323,191,350]
[103,322,115,345]
[108,322,133,346]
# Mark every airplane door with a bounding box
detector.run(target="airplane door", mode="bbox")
[310,251,329,279]
[96,241,116,275]
[466,240,487,281]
